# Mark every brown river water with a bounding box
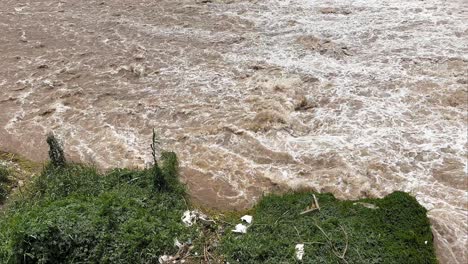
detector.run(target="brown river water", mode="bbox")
[0,0,467,262]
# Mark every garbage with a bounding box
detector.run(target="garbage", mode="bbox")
[158,255,171,263]
[174,238,182,248]
[241,215,253,224]
[159,238,194,263]
[181,210,212,227]
[232,223,248,234]
[181,210,197,226]
[295,244,304,260]
[232,215,254,234]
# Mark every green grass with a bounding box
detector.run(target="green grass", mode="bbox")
[0,152,196,264]
[0,152,437,263]
[221,192,437,264]
[0,165,10,203]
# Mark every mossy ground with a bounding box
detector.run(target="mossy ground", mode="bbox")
[0,152,437,263]
[221,192,437,264]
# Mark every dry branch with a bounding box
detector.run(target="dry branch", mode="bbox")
[300,195,320,215]
[313,221,349,264]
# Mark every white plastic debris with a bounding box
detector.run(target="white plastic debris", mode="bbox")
[232,223,248,234]
[181,210,197,226]
[425,240,428,245]
[232,215,253,234]
[295,244,304,260]
[198,213,214,225]
[174,238,182,248]
[181,210,211,227]
[241,215,253,224]
[158,255,171,263]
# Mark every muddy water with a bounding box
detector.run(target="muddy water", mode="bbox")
[0,0,467,262]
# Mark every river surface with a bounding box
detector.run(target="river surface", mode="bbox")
[0,0,467,262]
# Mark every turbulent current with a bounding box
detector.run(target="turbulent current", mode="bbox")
[0,0,467,262]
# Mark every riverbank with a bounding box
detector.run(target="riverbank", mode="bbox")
[0,150,437,263]
[1,1,466,262]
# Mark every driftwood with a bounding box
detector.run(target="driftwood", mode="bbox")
[299,208,318,215]
[300,194,320,215]
[313,194,320,210]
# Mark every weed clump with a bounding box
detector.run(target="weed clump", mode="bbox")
[46,133,66,167]
[0,165,10,203]
[0,134,194,263]
[151,128,169,192]
[221,191,437,263]
[0,155,193,263]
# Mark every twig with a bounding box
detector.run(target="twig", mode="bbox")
[294,225,303,241]
[126,177,139,184]
[300,195,320,214]
[313,221,349,264]
[313,221,332,242]
[301,241,326,245]
[339,225,348,259]
[203,242,215,263]
[203,244,208,262]
[313,194,320,211]
[206,246,215,263]
[299,208,318,215]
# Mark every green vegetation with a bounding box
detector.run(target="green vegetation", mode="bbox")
[46,133,67,168]
[0,165,10,203]
[222,192,437,264]
[0,153,195,263]
[0,134,437,263]
[0,151,43,175]
[0,151,42,206]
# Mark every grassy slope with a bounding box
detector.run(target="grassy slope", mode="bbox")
[0,151,43,205]
[0,154,437,263]
[0,153,195,264]
[221,192,437,264]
